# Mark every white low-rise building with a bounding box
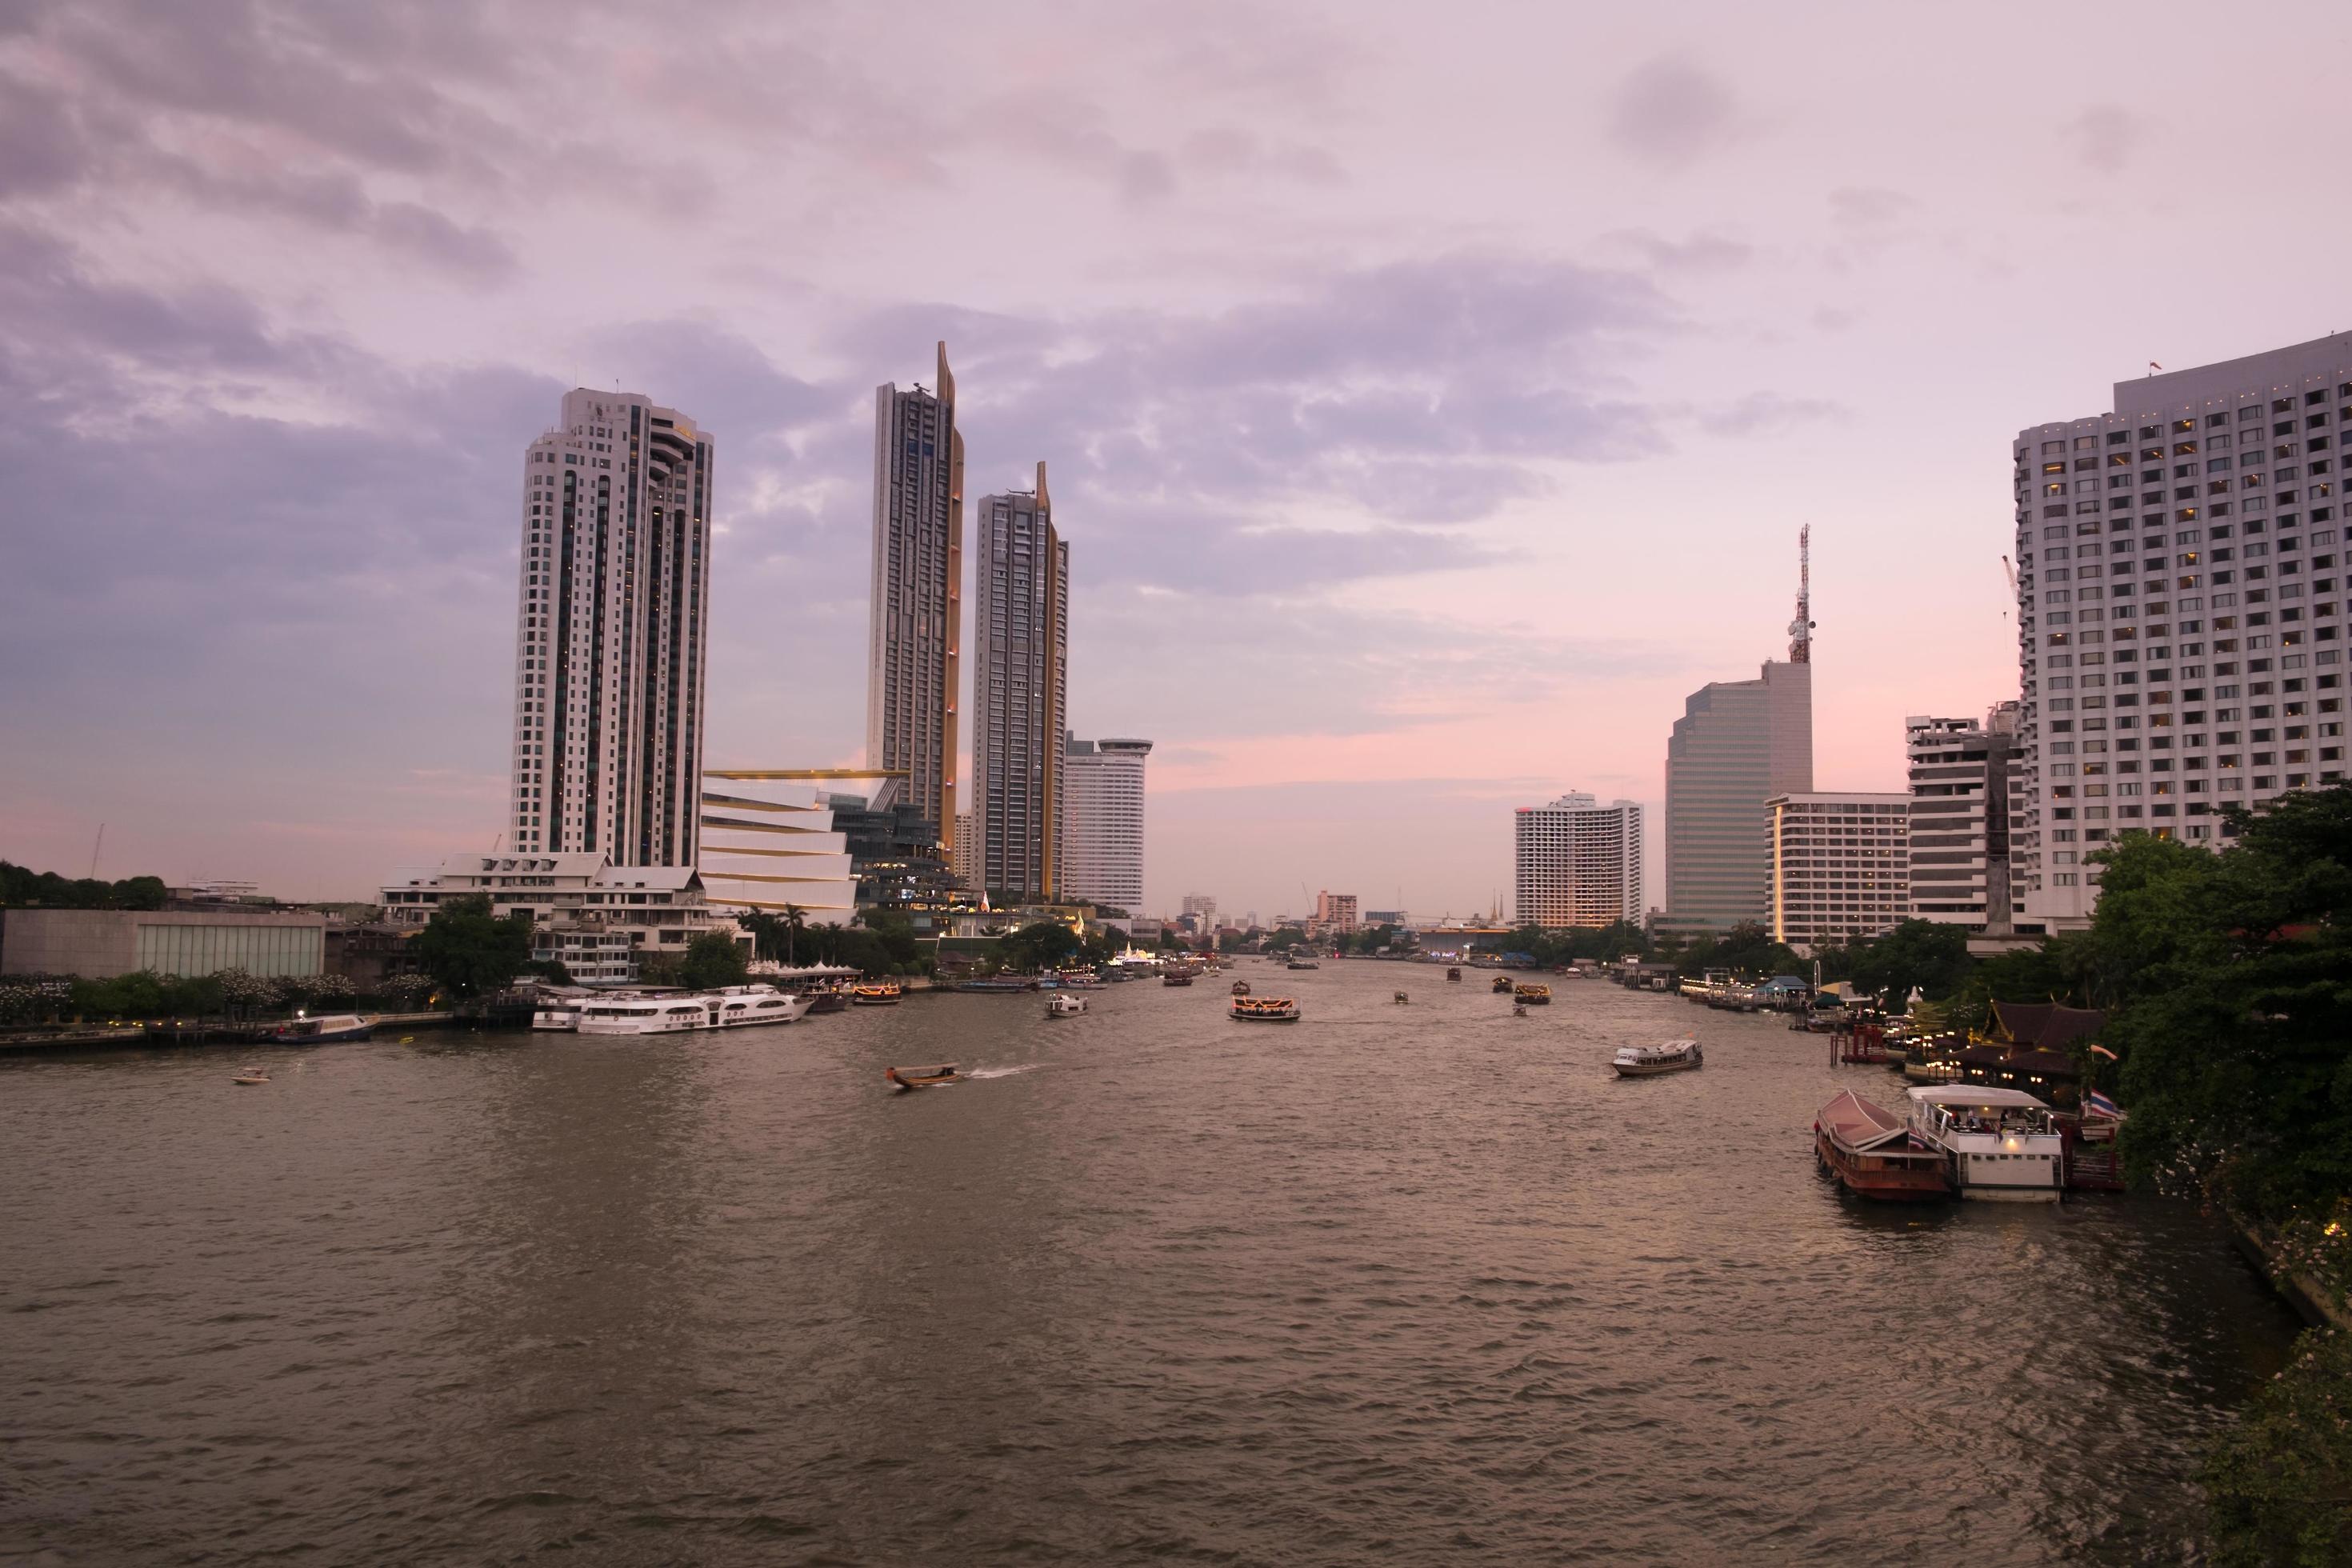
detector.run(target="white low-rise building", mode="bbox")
[381,853,745,982]
[698,772,859,922]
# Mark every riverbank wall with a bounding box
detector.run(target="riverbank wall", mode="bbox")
[2229,1211,2352,1332]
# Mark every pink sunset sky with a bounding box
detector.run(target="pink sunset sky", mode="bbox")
[4,1,2350,919]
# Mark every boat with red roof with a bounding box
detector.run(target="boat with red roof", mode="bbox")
[1814,1089,1952,1201]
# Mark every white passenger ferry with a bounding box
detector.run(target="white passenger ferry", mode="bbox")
[1903,1086,2065,1202]
[576,984,810,1035]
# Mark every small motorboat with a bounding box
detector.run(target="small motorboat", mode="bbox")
[885,1064,960,1090]
[1393,991,1410,1005]
[1231,981,1252,997]
[1047,994,1088,1018]
[852,982,902,1006]
[1446,966,1462,982]
[1163,972,1194,987]
[1512,1002,1529,1018]
[1612,1038,1702,1078]
[1491,974,1514,994]
[1230,996,1301,1022]
[231,1066,270,1085]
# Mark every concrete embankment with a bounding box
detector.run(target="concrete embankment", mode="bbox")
[2230,1212,2352,1331]
[0,1010,490,1054]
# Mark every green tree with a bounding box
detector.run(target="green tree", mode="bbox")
[1843,919,1972,1003]
[1001,920,1081,972]
[678,931,750,989]
[2202,1326,2352,1567]
[409,894,532,1002]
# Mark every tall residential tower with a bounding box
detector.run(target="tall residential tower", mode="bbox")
[1514,793,1644,929]
[510,390,713,865]
[866,344,963,860]
[2013,336,2352,929]
[1060,735,1151,912]
[972,463,1069,898]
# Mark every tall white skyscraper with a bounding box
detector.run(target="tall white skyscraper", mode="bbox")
[867,343,962,855]
[1060,736,1151,911]
[510,389,713,865]
[1514,793,1644,929]
[2013,336,2352,929]
[972,463,1068,898]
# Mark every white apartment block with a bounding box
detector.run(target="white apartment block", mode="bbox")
[511,390,714,865]
[1906,707,2027,934]
[2014,336,2352,928]
[1059,737,1151,912]
[868,344,963,857]
[1766,793,1910,950]
[1514,792,1644,929]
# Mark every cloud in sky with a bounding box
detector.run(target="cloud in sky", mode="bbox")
[3,0,2347,918]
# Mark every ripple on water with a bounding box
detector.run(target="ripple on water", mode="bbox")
[0,968,2307,1565]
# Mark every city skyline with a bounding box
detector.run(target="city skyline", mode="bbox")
[12,3,2352,918]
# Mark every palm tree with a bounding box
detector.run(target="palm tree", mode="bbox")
[782,904,807,967]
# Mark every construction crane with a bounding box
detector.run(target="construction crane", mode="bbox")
[2001,555,2020,630]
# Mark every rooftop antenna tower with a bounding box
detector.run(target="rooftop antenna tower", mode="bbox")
[1787,525,1814,663]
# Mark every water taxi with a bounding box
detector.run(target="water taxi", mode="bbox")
[1513,984,1550,1006]
[1491,974,1514,994]
[1446,966,1462,982]
[885,1064,960,1090]
[852,982,902,1006]
[1611,1038,1702,1078]
[1230,980,1252,997]
[270,1013,376,1043]
[1163,971,1194,987]
[1231,996,1301,1022]
[1047,994,1088,1018]
[1904,1086,2064,1202]
[1814,1090,1950,1201]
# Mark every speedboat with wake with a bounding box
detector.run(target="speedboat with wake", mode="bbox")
[885,1064,961,1090]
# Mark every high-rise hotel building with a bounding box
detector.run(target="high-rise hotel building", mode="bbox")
[972,464,1069,898]
[1766,792,1910,949]
[2014,336,2352,928]
[1514,793,1644,929]
[1059,735,1152,912]
[511,390,713,865]
[1906,706,2026,935]
[867,343,963,854]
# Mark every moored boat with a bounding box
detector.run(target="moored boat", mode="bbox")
[1163,971,1194,987]
[578,995,715,1034]
[1231,996,1301,1022]
[270,1013,376,1043]
[1814,1090,1950,1201]
[711,985,812,1026]
[531,993,592,1031]
[1513,984,1550,1006]
[885,1064,960,1090]
[851,982,902,1006]
[1904,1086,2064,1202]
[1611,1038,1702,1077]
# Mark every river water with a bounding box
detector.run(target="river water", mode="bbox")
[0,964,2303,1565]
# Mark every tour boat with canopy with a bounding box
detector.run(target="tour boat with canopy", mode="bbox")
[1230,996,1301,1022]
[1904,1086,2065,1202]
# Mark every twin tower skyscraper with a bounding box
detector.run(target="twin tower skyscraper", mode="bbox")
[867,343,1070,899]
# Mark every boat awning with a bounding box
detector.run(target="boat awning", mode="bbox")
[1906,1086,2053,1111]
[1818,1090,1913,1152]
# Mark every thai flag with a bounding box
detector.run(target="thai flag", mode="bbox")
[2086,1090,2122,1118]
